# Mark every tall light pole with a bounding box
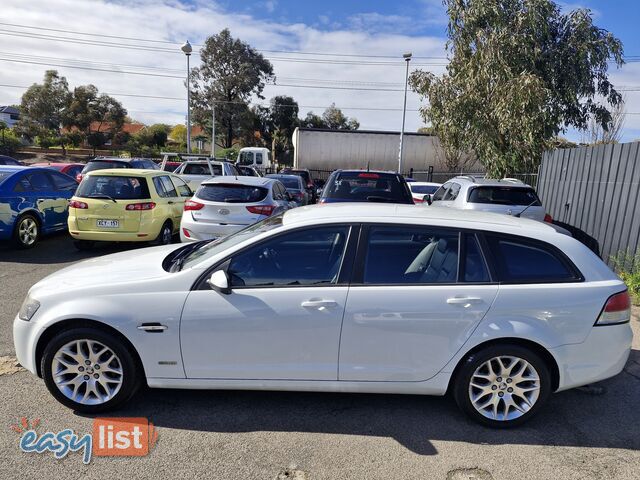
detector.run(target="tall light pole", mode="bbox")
[181,40,193,153]
[397,52,412,174]
[211,101,215,157]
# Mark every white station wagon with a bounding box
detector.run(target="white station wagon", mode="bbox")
[14,204,632,426]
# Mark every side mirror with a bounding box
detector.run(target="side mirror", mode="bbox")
[207,270,231,294]
[423,194,433,205]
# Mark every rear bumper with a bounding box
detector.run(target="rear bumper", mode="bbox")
[180,218,248,242]
[68,215,163,242]
[551,322,633,391]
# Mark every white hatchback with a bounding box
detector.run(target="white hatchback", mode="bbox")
[14,204,632,427]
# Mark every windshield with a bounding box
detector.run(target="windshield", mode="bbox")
[180,214,284,269]
[468,186,541,206]
[76,175,151,200]
[83,160,128,173]
[238,151,254,165]
[323,172,413,204]
[196,184,268,203]
[410,185,440,195]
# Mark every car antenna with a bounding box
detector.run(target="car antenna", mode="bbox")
[366,161,370,172]
[514,198,538,218]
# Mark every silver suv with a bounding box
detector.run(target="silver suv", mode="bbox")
[427,176,552,222]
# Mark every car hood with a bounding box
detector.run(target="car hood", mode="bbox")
[29,244,181,297]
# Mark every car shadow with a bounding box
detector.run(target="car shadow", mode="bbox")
[83,349,640,456]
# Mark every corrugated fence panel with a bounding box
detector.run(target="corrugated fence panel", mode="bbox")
[538,141,640,266]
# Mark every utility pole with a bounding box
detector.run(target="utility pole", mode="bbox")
[397,52,412,174]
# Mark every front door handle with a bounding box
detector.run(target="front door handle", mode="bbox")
[137,323,168,332]
[447,296,483,305]
[301,299,337,309]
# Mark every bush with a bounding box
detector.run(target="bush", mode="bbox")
[611,249,640,305]
[0,128,22,153]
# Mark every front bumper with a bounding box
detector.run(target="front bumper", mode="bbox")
[13,314,39,375]
[551,322,633,391]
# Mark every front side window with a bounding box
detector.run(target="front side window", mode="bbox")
[443,182,461,201]
[171,176,192,197]
[485,234,578,282]
[228,226,350,287]
[431,182,449,202]
[363,226,459,284]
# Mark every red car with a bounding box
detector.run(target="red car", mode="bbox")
[32,163,84,180]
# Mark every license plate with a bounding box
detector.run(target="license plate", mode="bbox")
[97,219,119,228]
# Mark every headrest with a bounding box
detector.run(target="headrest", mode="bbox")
[437,238,448,253]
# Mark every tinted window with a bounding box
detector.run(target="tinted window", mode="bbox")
[196,184,268,203]
[431,182,449,202]
[485,235,577,282]
[83,160,129,173]
[268,176,300,189]
[26,172,54,191]
[76,175,150,200]
[464,235,490,282]
[443,182,461,200]
[171,176,192,197]
[363,226,459,284]
[410,185,439,195]
[183,163,222,176]
[323,172,413,204]
[49,172,77,190]
[13,176,32,192]
[468,187,541,206]
[228,226,350,287]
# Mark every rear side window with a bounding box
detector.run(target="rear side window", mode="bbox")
[153,176,178,198]
[183,164,222,176]
[26,172,54,191]
[83,160,128,173]
[362,226,460,284]
[468,187,541,206]
[50,172,77,190]
[485,234,580,283]
[196,184,268,203]
[324,172,413,204]
[76,175,150,200]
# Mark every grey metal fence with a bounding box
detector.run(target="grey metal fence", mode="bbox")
[537,141,640,266]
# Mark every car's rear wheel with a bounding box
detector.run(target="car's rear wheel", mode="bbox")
[13,214,39,249]
[453,344,551,427]
[151,220,173,246]
[41,328,140,413]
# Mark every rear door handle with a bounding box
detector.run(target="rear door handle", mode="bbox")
[447,296,483,305]
[301,299,337,309]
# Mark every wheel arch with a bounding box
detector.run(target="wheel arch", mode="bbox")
[34,318,147,383]
[447,337,560,394]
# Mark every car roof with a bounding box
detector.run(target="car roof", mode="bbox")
[409,182,441,187]
[200,175,274,187]
[267,174,302,180]
[32,162,83,167]
[281,203,557,235]
[450,176,533,188]
[180,159,228,164]
[85,168,167,177]
[88,157,151,163]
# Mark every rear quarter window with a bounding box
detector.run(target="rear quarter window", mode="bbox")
[484,234,581,283]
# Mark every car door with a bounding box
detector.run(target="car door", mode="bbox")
[338,224,498,382]
[436,181,461,208]
[272,182,290,213]
[20,171,64,230]
[180,224,356,380]
[47,172,78,228]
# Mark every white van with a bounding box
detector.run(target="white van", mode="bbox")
[237,147,272,171]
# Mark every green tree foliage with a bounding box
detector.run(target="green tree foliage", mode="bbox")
[0,123,22,153]
[190,29,274,148]
[409,0,624,177]
[15,70,71,151]
[300,104,359,130]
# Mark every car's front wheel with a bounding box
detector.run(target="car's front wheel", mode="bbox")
[13,214,39,249]
[41,328,140,413]
[453,344,551,427]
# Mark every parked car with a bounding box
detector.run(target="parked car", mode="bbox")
[15,204,631,427]
[68,169,192,249]
[76,157,159,183]
[173,159,241,190]
[0,166,78,248]
[237,165,263,177]
[427,176,553,222]
[281,168,316,203]
[157,161,181,172]
[408,181,441,203]
[237,147,272,172]
[0,155,23,166]
[266,173,309,206]
[319,170,414,205]
[33,162,84,179]
[180,176,292,242]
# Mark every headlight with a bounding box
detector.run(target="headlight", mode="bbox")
[18,296,40,321]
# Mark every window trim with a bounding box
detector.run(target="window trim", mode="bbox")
[192,224,360,291]
[479,232,584,284]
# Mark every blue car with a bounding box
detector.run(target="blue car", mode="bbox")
[0,166,78,248]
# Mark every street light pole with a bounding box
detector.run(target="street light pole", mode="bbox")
[211,102,215,157]
[397,52,412,175]
[181,40,193,154]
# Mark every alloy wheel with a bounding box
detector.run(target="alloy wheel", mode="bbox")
[468,355,541,422]
[51,339,124,405]
[18,217,38,246]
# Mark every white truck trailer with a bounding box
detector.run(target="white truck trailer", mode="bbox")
[291,127,445,174]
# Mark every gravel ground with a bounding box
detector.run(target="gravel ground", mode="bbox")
[1,233,639,480]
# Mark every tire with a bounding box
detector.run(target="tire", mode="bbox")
[150,220,173,246]
[41,327,141,413]
[73,240,95,251]
[13,213,40,249]
[452,344,551,428]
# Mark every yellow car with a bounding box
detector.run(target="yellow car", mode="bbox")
[68,169,193,249]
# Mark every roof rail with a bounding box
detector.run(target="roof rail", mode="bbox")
[455,175,478,182]
[501,177,525,184]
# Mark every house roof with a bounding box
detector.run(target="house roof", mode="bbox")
[0,106,19,115]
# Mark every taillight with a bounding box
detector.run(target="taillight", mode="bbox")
[182,228,191,238]
[184,200,204,211]
[69,200,88,209]
[596,291,631,325]
[246,205,275,216]
[544,213,553,223]
[125,202,156,211]
[76,173,83,183]
[414,197,423,204]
